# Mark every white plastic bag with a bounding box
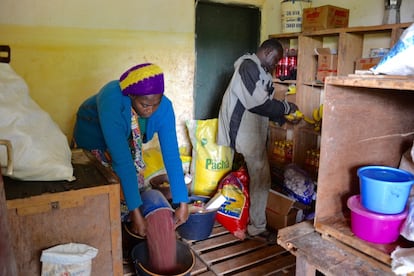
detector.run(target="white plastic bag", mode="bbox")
[283,164,316,205]
[400,197,414,241]
[371,23,414,75]
[0,63,74,181]
[391,246,414,275]
[40,243,98,276]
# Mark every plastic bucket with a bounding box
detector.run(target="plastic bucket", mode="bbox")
[358,166,414,214]
[281,0,312,33]
[347,195,407,244]
[122,222,145,261]
[131,240,194,276]
[176,195,217,241]
[177,209,217,241]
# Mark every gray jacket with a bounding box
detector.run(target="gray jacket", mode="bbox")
[217,53,288,153]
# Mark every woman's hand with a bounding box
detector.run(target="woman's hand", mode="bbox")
[129,208,147,237]
[174,202,189,229]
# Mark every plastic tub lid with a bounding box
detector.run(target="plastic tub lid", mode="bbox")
[358,166,414,184]
[347,195,408,220]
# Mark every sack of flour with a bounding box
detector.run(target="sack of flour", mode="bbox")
[40,243,98,276]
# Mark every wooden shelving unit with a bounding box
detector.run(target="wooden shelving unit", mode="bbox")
[267,22,412,177]
[314,75,414,268]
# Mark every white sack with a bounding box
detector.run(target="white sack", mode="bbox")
[0,63,74,181]
[40,243,98,276]
[371,23,414,76]
[391,246,414,275]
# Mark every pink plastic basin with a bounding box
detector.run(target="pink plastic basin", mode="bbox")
[347,195,408,244]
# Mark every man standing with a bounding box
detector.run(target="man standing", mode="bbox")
[217,38,297,243]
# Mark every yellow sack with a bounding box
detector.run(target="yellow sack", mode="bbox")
[186,118,233,196]
[143,147,191,186]
[143,147,165,181]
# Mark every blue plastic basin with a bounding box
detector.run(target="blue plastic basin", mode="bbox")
[177,209,217,241]
[358,166,414,214]
[176,195,217,241]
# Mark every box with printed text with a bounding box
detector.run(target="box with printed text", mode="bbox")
[315,48,338,82]
[302,5,349,32]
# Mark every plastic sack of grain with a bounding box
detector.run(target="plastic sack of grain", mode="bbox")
[186,118,233,196]
[142,147,191,188]
[371,23,414,75]
[216,166,250,240]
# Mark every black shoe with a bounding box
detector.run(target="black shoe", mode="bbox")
[265,230,278,245]
[247,230,278,246]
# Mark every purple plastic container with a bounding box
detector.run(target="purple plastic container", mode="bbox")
[347,195,408,244]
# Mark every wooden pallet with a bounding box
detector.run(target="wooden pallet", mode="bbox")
[183,223,296,276]
[123,222,296,276]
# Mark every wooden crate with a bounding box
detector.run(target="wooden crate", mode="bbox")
[0,173,18,274]
[314,76,414,266]
[4,149,122,276]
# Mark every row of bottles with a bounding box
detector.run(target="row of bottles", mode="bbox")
[305,148,320,180]
[274,48,297,81]
[272,140,293,166]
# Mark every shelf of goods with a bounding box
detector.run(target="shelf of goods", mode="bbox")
[267,22,412,180]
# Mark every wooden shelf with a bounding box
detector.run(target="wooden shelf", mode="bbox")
[267,22,413,174]
[270,22,412,38]
[272,78,297,84]
[315,215,414,266]
[328,75,414,90]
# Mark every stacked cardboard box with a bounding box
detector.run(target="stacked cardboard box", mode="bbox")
[266,189,308,230]
[302,5,349,32]
[315,48,337,82]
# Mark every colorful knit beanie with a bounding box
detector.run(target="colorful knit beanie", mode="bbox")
[119,63,164,96]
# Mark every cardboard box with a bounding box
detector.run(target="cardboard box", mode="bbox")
[316,48,338,82]
[355,57,382,71]
[302,5,349,32]
[265,189,306,230]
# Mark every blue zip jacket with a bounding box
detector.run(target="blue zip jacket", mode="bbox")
[73,80,188,210]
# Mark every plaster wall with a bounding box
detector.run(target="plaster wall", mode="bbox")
[0,0,413,149]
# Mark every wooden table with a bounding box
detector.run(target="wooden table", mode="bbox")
[277,221,397,276]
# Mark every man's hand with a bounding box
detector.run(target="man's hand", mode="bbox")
[288,102,298,113]
[282,100,298,115]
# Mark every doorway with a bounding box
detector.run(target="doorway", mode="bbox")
[194,1,260,120]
